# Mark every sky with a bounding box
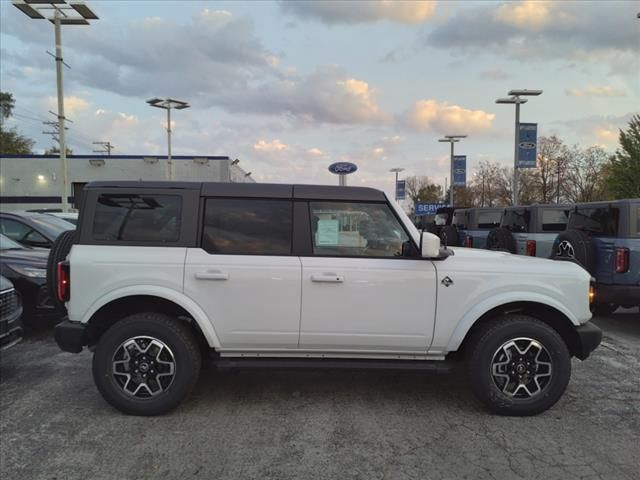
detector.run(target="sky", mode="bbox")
[1,0,638,199]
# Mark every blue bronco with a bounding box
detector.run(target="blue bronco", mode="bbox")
[552,199,640,315]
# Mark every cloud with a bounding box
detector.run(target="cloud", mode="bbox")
[217,65,389,125]
[402,100,495,134]
[426,1,638,65]
[46,95,90,117]
[307,148,326,157]
[566,86,626,98]
[555,113,633,148]
[253,139,288,152]
[478,69,512,81]
[280,1,437,25]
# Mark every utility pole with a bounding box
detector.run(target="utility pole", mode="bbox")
[13,0,99,212]
[93,141,113,155]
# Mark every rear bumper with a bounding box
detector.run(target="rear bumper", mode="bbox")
[54,318,87,353]
[595,284,640,307]
[574,322,602,360]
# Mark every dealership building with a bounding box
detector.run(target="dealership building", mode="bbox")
[0,154,254,211]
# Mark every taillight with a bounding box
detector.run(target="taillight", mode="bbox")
[465,236,473,248]
[615,247,629,273]
[526,240,537,256]
[57,260,70,303]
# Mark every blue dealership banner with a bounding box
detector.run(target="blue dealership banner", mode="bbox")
[452,155,466,186]
[415,202,449,216]
[518,123,537,168]
[395,180,406,200]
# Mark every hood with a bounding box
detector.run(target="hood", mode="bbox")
[443,246,590,279]
[0,248,49,267]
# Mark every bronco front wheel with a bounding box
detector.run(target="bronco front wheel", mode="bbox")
[465,315,571,416]
[92,312,201,416]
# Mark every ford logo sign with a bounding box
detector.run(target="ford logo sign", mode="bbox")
[519,142,536,150]
[328,162,358,175]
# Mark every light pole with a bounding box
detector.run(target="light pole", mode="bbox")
[496,89,542,206]
[389,167,404,200]
[13,0,99,212]
[438,135,466,207]
[146,98,190,180]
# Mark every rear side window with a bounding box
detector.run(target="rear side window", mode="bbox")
[541,209,569,232]
[202,198,292,255]
[93,194,181,242]
[476,211,502,229]
[568,207,619,236]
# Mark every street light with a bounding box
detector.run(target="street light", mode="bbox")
[146,97,190,180]
[438,135,466,207]
[389,167,404,201]
[13,0,99,212]
[496,89,543,205]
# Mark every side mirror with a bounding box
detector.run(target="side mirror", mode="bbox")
[420,231,440,258]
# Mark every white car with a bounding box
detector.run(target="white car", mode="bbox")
[52,181,601,416]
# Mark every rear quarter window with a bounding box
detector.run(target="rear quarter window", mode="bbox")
[92,194,182,242]
[476,211,502,229]
[568,207,619,236]
[541,209,569,232]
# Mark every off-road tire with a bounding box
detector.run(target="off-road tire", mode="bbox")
[440,225,460,247]
[465,314,571,416]
[92,312,201,416]
[552,229,595,273]
[486,227,516,253]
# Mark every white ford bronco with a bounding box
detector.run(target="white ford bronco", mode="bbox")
[52,181,602,416]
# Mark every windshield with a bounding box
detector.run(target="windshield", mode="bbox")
[0,233,24,250]
[568,207,618,236]
[30,214,75,238]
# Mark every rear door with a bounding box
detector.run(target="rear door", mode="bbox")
[299,200,437,352]
[184,197,301,349]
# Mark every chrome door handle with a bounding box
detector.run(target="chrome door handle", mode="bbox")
[311,274,344,283]
[195,271,229,281]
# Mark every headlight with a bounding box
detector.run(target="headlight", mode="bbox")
[8,265,47,278]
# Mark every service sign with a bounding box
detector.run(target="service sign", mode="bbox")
[452,155,467,186]
[328,162,358,175]
[415,202,448,216]
[518,123,537,168]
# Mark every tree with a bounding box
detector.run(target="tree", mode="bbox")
[535,136,569,204]
[404,176,443,207]
[0,91,35,155]
[470,160,505,207]
[45,146,73,155]
[604,114,640,199]
[563,145,608,203]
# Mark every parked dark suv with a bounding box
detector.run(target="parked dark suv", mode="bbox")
[487,205,570,258]
[0,275,23,351]
[552,199,640,314]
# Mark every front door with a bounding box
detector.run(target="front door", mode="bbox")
[299,201,437,352]
[184,198,301,349]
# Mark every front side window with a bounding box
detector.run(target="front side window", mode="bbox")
[93,194,181,242]
[202,198,292,255]
[309,202,411,257]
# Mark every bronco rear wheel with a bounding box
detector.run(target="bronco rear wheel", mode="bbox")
[92,312,201,416]
[465,314,571,416]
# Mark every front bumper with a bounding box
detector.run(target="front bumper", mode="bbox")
[574,322,602,360]
[0,306,24,351]
[54,318,87,353]
[595,284,640,307]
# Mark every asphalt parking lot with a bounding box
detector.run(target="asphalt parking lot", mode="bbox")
[1,310,639,480]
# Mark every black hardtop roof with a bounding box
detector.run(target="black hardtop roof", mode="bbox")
[85,181,387,202]
[572,199,640,208]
